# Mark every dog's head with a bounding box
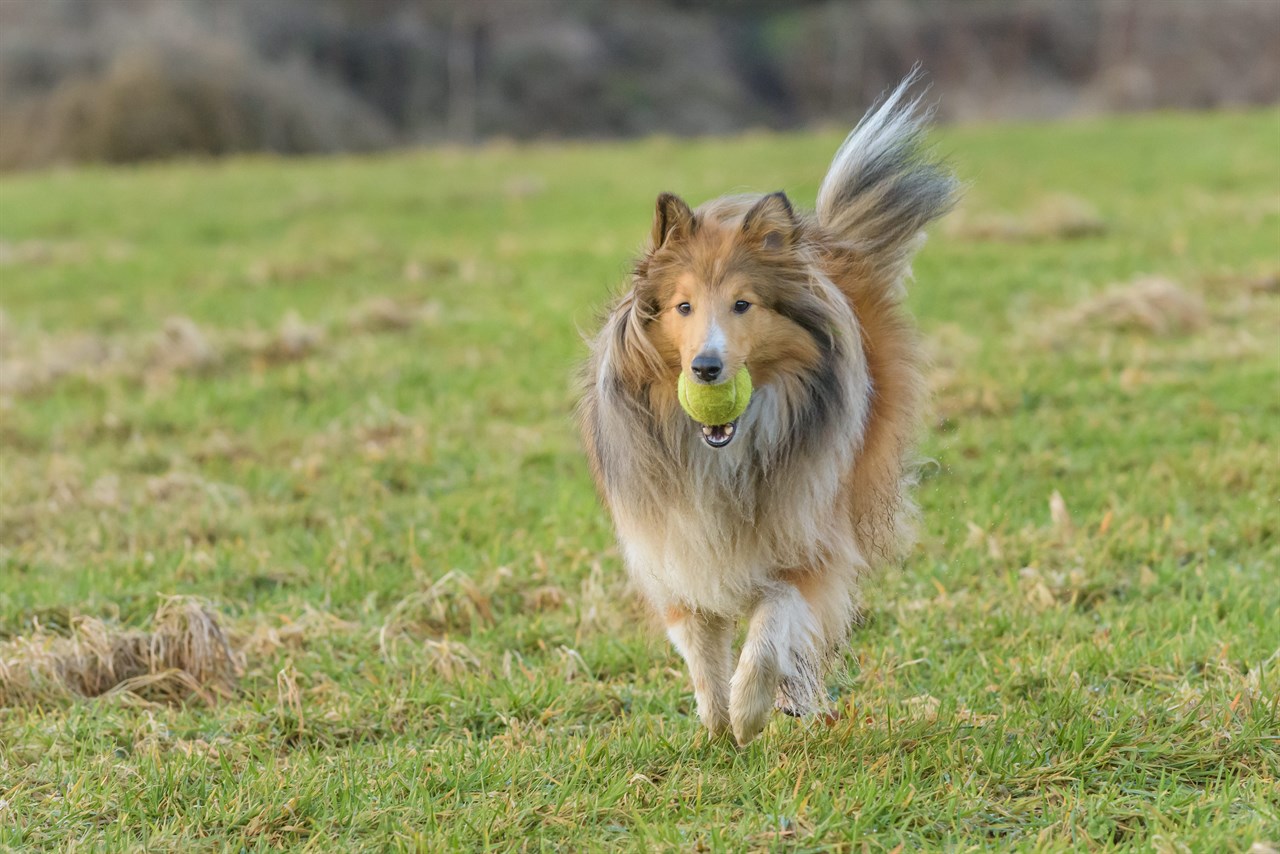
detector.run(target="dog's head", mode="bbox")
[632,191,833,448]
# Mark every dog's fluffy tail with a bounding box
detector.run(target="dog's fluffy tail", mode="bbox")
[816,68,958,283]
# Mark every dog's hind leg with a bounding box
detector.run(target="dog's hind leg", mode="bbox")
[666,607,734,737]
[729,581,824,745]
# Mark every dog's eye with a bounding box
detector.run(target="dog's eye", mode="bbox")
[676,302,692,316]
[733,300,751,314]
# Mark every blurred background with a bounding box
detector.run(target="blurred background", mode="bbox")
[1,0,1277,171]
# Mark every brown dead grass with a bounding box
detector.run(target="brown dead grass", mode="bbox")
[345,297,440,333]
[240,608,360,658]
[922,324,1013,424]
[1063,276,1208,335]
[930,373,1011,423]
[420,639,482,680]
[0,239,89,266]
[1199,271,1280,326]
[0,307,13,352]
[0,597,242,706]
[1201,270,1280,295]
[378,570,497,658]
[253,310,324,364]
[947,194,1107,243]
[0,331,119,396]
[1,295,439,399]
[149,316,220,374]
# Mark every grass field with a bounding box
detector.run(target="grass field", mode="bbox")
[1,108,1278,851]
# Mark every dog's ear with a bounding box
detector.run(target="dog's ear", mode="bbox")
[742,191,796,251]
[651,192,694,249]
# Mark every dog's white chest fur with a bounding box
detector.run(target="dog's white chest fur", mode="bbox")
[607,395,863,616]
[614,504,773,615]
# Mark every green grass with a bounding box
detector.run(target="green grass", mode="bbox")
[1,109,1278,851]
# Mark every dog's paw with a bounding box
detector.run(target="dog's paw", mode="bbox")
[699,705,730,738]
[775,672,820,718]
[729,665,776,746]
[775,702,805,718]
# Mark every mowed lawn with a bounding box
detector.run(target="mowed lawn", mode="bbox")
[1,109,1278,851]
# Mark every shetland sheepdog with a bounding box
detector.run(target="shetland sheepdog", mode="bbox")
[578,73,958,745]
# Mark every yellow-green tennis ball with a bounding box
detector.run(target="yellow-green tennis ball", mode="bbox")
[677,366,752,425]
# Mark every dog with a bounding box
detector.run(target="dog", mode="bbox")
[577,73,957,745]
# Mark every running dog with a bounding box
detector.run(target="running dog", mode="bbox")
[578,73,958,745]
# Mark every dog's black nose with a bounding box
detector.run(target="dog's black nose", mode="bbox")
[691,354,723,383]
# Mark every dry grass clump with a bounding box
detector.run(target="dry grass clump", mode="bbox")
[420,639,482,680]
[2,300,442,399]
[345,297,441,333]
[253,310,324,364]
[0,331,117,396]
[947,194,1107,242]
[920,324,1012,424]
[1064,276,1207,336]
[148,316,220,374]
[380,574,488,677]
[1246,273,1280,294]
[379,570,497,660]
[0,315,219,397]
[0,239,87,266]
[240,607,359,658]
[930,374,1010,424]
[1027,194,1108,240]
[1199,270,1280,307]
[0,597,242,706]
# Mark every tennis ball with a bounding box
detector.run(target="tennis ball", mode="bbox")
[677,366,752,425]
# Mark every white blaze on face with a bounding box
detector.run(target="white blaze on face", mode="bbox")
[701,317,727,366]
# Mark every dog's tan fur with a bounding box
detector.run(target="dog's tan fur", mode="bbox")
[578,73,957,744]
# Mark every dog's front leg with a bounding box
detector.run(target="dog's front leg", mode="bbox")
[729,581,822,745]
[666,607,734,736]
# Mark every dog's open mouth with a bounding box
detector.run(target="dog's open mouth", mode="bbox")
[699,421,738,448]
